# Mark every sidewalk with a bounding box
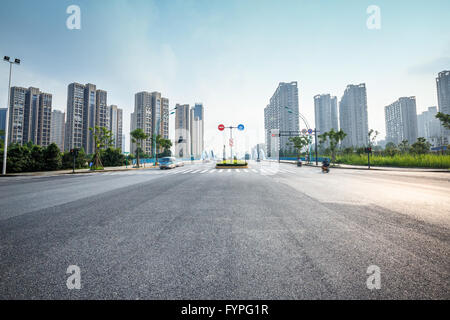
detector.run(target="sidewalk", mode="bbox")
[0,164,158,177]
[269,160,450,173]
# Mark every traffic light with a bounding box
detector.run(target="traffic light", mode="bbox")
[365,147,372,153]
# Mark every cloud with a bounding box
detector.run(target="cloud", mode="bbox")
[408,57,450,75]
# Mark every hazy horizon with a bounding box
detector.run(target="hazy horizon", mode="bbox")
[1,0,449,155]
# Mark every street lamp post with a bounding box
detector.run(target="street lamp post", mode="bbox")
[2,56,20,176]
[284,106,316,164]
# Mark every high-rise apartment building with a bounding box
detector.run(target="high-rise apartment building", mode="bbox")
[65,83,85,151]
[436,70,450,144]
[132,91,169,156]
[385,97,418,145]
[96,90,109,129]
[8,87,27,145]
[339,83,369,148]
[314,94,338,137]
[417,106,441,147]
[83,83,97,154]
[134,91,153,156]
[23,87,40,144]
[0,108,6,132]
[38,92,52,147]
[175,104,190,158]
[8,86,52,146]
[109,105,123,151]
[264,81,299,157]
[50,110,65,151]
[190,103,204,158]
[130,111,136,154]
[65,83,108,153]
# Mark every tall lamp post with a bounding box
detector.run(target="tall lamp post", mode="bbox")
[153,106,177,165]
[284,106,319,165]
[2,56,20,175]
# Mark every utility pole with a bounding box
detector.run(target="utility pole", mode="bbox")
[230,126,233,160]
[2,56,20,175]
[314,129,319,165]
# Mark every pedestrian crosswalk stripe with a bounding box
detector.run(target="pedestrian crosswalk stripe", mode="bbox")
[243,169,249,173]
[200,169,209,173]
[235,169,240,173]
[208,169,215,173]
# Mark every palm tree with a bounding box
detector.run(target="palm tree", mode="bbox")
[151,134,173,165]
[131,128,149,168]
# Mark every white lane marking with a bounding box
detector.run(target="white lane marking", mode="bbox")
[182,170,193,174]
[235,169,240,173]
[200,169,209,173]
[218,169,223,173]
[208,169,216,173]
[251,169,258,173]
[243,169,249,173]
[227,169,232,173]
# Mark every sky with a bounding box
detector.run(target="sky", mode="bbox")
[0,0,449,155]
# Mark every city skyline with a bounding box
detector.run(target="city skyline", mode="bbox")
[1,0,449,155]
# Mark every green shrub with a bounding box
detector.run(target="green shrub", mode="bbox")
[335,154,450,169]
[101,147,125,167]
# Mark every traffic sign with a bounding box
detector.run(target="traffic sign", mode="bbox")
[301,129,307,134]
[218,124,225,131]
[237,124,245,131]
[308,129,313,135]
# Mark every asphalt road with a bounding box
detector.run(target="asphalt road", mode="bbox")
[0,161,449,299]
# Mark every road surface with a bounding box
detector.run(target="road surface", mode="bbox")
[0,161,449,299]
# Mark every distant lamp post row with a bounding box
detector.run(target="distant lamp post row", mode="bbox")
[2,56,21,175]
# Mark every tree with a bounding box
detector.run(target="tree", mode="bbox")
[101,147,125,167]
[62,148,88,169]
[368,129,379,147]
[411,137,431,154]
[398,140,410,154]
[318,129,347,163]
[289,136,311,160]
[151,134,173,164]
[89,126,114,170]
[385,142,399,156]
[43,143,62,170]
[0,129,4,150]
[131,128,149,168]
[158,137,173,158]
[436,112,450,130]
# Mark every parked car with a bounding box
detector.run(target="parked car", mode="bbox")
[159,157,177,169]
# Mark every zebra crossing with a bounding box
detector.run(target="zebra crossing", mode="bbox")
[94,166,297,177]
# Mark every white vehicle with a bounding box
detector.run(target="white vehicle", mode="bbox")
[159,157,177,169]
[176,160,184,167]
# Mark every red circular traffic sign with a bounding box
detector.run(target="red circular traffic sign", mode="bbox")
[218,124,225,131]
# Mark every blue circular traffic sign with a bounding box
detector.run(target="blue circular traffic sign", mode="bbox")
[238,124,245,131]
[308,129,313,135]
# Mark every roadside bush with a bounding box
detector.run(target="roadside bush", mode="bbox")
[62,148,88,169]
[101,147,125,167]
[43,143,62,170]
[335,154,450,169]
